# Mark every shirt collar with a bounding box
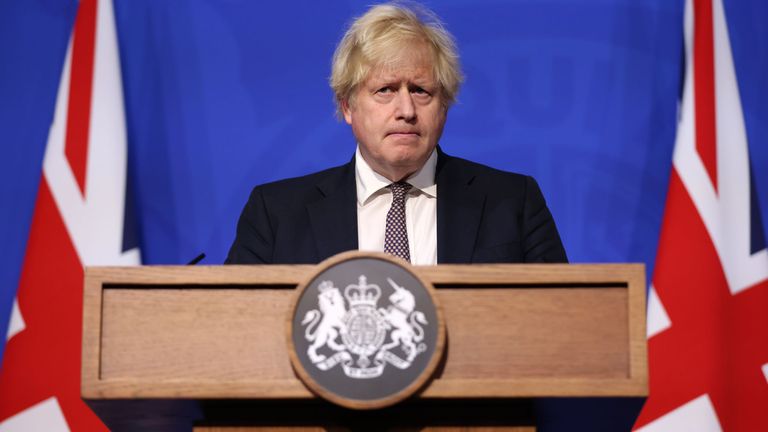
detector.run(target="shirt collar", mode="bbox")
[355,146,438,205]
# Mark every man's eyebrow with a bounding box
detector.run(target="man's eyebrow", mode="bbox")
[370,75,434,86]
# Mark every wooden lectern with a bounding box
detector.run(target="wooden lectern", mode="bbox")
[82,263,647,431]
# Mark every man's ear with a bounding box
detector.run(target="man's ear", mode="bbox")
[341,98,353,125]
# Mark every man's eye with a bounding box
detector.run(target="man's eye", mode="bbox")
[412,87,430,96]
[377,87,393,94]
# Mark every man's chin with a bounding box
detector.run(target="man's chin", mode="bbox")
[386,154,429,174]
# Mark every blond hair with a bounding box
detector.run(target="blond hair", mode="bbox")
[330,2,463,118]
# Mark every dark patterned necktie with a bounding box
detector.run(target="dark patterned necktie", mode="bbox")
[384,182,412,262]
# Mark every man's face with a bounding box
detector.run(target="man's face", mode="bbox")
[343,44,447,182]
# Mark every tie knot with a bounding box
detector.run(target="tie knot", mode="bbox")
[389,182,412,201]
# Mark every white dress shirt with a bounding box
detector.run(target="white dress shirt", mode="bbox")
[355,147,437,265]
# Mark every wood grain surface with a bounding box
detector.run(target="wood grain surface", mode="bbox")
[82,263,646,400]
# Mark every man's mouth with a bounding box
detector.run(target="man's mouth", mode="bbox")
[388,131,420,137]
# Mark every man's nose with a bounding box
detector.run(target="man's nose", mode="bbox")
[394,88,416,121]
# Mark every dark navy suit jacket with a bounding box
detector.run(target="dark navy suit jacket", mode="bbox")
[226,149,567,264]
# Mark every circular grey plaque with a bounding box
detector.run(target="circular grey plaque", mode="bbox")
[287,251,445,409]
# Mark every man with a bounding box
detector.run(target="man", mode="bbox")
[226,2,566,265]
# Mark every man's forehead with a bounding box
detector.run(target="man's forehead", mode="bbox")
[365,40,435,80]
[366,64,435,85]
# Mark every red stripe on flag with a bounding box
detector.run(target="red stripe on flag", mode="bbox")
[63,0,98,196]
[634,169,725,428]
[693,0,718,192]
[0,180,108,430]
[634,171,768,429]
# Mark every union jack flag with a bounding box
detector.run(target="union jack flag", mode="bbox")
[0,0,139,430]
[634,0,768,430]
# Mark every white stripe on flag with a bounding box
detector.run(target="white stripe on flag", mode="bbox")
[646,284,671,338]
[635,394,722,432]
[43,0,140,267]
[4,298,24,342]
[763,363,768,384]
[0,398,69,432]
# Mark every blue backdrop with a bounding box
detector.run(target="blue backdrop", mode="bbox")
[2,1,767,430]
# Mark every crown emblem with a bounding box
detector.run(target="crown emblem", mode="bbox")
[344,275,381,307]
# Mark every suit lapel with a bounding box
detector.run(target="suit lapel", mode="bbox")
[307,159,358,260]
[436,151,485,263]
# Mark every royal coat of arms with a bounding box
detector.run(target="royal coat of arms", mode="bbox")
[301,275,428,379]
